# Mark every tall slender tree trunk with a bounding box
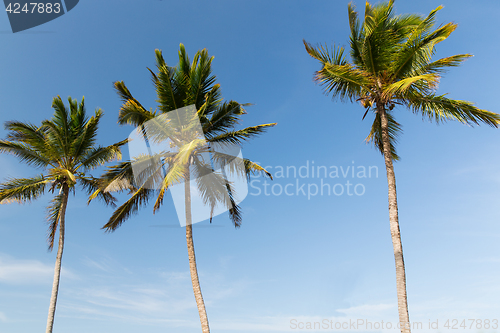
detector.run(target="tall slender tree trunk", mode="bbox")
[378,104,411,333]
[184,169,210,333]
[46,184,69,333]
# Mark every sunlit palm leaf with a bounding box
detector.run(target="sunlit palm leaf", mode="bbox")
[102,186,154,232]
[0,140,52,168]
[114,81,156,127]
[46,193,64,250]
[404,94,500,126]
[366,111,402,160]
[207,123,277,145]
[79,176,117,207]
[0,175,51,203]
[78,139,127,171]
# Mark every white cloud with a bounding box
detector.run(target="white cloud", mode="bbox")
[83,257,111,272]
[212,316,296,331]
[0,311,7,323]
[207,304,400,332]
[336,303,396,318]
[53,264,255,329]
[58,283,198,329]
[0,254,75,285]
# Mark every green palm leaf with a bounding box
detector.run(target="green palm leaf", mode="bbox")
[102,186,154,231]
[46,193,64,250]
[0,140,53,168]
[404,94,500,126]
[78,139,127,171]
[114,81,156,127]
[0,175,51,203]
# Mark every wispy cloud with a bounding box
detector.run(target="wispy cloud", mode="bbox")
[53,261,256,329]
[58,281,198,329]
[451,162,500,185]
[212,315,293,331]
[82,255,132,275]
[336,303,395,318]
[0,253,75,285]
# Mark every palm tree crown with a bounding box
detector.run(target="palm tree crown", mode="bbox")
[304,0,499,159]
[0,96,125,245]
[95,43,276,230]
[0,96,126,333]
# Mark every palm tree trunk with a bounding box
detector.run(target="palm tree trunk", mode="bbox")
[378,104,411,333]
[45,184,69,333]
[184,169,210,333]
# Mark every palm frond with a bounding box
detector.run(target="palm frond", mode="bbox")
[304,40,361,97]
[70,107,103,160]
[177,43,192,80]
[88,161,134,203]
[366,110,402,161]
[114,81,156,127]
[303,40,346,66]
[50,96,70,150]
[4,121,47,150]
[102,186,154,232]
[243,158,273,180]
[152,160,188,213]
[0,174,51,203]
[188,47,216,109]
[46,193,64,250]
[197,84,223,120]
[41,119,67,162]
[348,3,364,67]
[79,176,117,207]
[391,22,458,79]
[225,179,242,228]
[389,5,442,77]
[358,0,401,75]
[68,96,87,141]
[206,123,277,145]
[153,49,184,113]
[0,140,52,168]
[316,62,374,101]
[404,94,500,127]
[203,101,246,135]
[192,158,228,217]
[95,161,135,195]
[77,139,127,171]
[383,73,440,100]
[415,54,472,75]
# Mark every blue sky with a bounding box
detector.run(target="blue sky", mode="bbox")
[1,0,500,332]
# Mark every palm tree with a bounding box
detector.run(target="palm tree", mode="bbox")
[92,44,275,333]
[0,96,126,333]
[304,2,500,332]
